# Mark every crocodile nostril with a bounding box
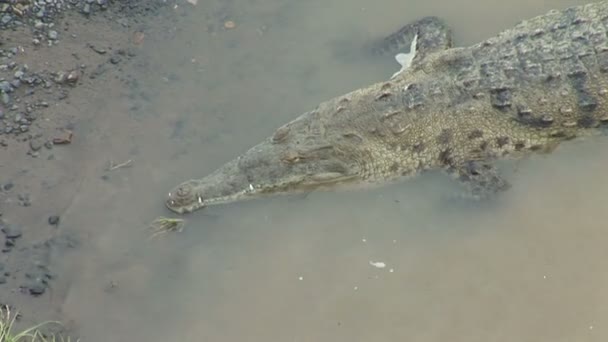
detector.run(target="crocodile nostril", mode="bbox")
[177,186,190,197]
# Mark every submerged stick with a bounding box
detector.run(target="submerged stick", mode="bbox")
[108,159,133,171]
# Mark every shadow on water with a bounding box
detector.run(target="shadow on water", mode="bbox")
[58,0,608,340]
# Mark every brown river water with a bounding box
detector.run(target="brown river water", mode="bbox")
[56,0,608,340]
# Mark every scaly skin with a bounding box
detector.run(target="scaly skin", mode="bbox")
[166,2,608,214]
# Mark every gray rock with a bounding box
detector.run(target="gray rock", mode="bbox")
[1,92,10,105]
[29,138,43,151]
[0,81,11,93]
[1,223,22,239]
[48,215,60,226]
[48,30,58,40]
[1,15,11,25]
[27,279,46,295]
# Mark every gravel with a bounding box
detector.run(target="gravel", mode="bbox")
[0,0,178,301]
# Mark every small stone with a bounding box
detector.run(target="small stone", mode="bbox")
[2,182,13,191]
[1,92,10,105]
[541,115,554,124]
[1,15,11,25]
[28,280,46,295]
[48,30,58,40]
[48,215,60,226]
[0,81,11,93]
[66,70,79,83]
[1,223,22,239]
[29,138,42,151]
[89,45,106,54]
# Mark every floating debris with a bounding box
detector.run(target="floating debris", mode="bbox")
[107,159,133,171]
[224,20,236,30]
[369,261,386,269]
[148,216,185,238]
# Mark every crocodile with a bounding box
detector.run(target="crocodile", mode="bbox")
[166,2,608,214]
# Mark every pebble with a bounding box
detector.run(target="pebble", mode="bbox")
[24,263,52,296]
[1,92,10,105]
[48,215,60,226]
[18,193,31,207]
[1,222,22,239]
[27,279,47,295]
[0,81,11,92]
[29,138,43,151]
[1,15,11,25]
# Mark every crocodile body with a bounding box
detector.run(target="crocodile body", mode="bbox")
[166,2,608,214]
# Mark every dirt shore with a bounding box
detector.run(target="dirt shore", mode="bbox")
[0,0,189,337]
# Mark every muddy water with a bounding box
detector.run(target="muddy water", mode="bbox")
[58,0,608,341]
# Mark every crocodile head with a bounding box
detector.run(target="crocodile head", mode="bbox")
[165,136,360,214]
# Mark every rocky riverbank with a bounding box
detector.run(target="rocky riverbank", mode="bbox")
[0,0,189,336]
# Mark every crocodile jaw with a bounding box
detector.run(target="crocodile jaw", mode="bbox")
[165,139,360,214]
